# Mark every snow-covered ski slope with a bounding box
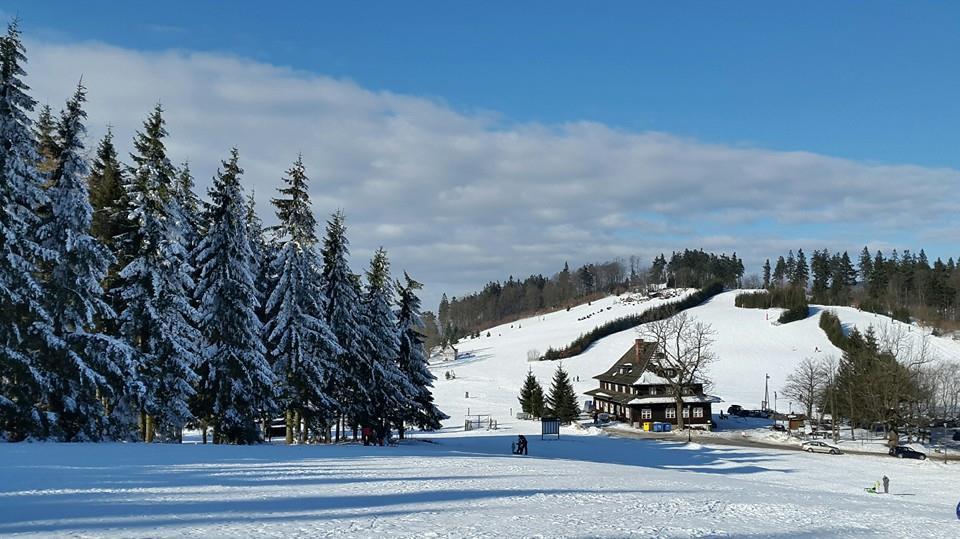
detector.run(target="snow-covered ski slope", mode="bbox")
[433,289,960,422]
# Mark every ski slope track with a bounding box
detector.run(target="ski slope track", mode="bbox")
[1,290,959,537]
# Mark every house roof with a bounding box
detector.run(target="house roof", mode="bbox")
[593,340,660,385]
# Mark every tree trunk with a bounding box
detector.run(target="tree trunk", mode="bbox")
[138,410,147,442]
[297,409,306,444]
[676,398,685,430]
[285,409,294,445]
[145,415,154,443]
[201,420,208,444]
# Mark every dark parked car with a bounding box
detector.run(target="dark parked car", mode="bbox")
[727,405,743,416]
[889,446,927,460]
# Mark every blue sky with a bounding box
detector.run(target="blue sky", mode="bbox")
[13,1,960,167]
[6,2,960,307]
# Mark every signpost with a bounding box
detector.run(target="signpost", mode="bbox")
[541,417,560,440]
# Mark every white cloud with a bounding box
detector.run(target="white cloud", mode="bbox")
[22,39,960,309]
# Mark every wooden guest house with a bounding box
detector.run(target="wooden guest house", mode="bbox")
[584,339,719,429]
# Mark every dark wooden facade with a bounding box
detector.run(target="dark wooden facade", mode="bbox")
[584,339,718,429]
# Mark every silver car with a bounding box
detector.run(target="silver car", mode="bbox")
[802,441,842,455]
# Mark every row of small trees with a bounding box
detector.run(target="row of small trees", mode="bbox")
[517,365,580,423]
[0,22,446,444]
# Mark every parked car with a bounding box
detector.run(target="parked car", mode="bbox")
[727,405,743,416]
[889,446,927,460]
[770,424,786,432]
[802,441,842,455]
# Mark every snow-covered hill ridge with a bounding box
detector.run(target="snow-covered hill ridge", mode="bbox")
[431,289,960,426]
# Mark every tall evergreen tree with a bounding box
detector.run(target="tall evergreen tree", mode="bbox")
[869,250,888,300]
[858,246,873,285]
[265,157,341,443]
[791,248,809,289]
[270,154,316,244]
[88,128,129,246]
[762,259,771,289]
[0,20,54,441]
[396,272,447,433]
[810,249,831,303]
[545,363,579,423]
[118,105,200,442]
[195,149,276,444]
[829,251,857,305]
[37,83,138,440]
[319,211,366,437]
[772,256,787,286]
[361,248,416,435]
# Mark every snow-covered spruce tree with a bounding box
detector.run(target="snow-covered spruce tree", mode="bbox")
[319,210,365,440]
[118,105,200,442]
[0,20,54,441]
[396,272,448,435]
[362,249,417,437]
[266,156,341,444]
[195,149,277,444]
[88,128,132,333]
[37,83,139,441]
[545,363,580,423]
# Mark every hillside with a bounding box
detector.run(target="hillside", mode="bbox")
[432,289,960,423]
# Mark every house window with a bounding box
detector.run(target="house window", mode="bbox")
[693,407,704,418]
[641,409,652,420]
[649,386,658,395]
[682,408,690,418]
[665,407,676,419]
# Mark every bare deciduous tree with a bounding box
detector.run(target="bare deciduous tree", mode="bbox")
[782,357,828,420]
[639,312,716,430]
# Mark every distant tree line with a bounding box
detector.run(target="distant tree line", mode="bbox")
[756,247,960,328]
[439,250,743,342]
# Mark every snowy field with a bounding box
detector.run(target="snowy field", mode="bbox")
[0,432,960,538]
[3,289,960,537]
[1,432,958,537]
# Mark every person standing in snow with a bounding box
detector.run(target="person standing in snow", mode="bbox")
[517,434,528,455]
[882,476,889,494]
